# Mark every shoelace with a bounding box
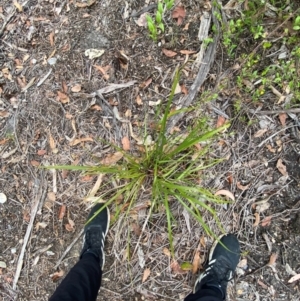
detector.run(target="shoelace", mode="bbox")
[200,257,233,287]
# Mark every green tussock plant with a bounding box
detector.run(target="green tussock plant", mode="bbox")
[50,68,230,256]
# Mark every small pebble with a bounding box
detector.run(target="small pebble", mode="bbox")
[0,192,7,204]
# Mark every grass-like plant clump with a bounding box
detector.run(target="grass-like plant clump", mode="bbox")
[51,69,229,255]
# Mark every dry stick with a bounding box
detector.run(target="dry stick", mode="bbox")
[12,187,44,290]
[166,6,220,132]
[253,108,300,115]
[53,229,84,270]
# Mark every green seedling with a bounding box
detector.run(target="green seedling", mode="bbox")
[146,0,174,41]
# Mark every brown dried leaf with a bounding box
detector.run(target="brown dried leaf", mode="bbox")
[58,205,66,220]
[261,216,272,227]
[62,81,68,93]
[37,149,47,156]
[170,260,187,274]
[253,212,260,227]
[276,158,288,176]
[71,84,81,92]
[162,48,177,57]
[48,132,57,151]
[288,273,300,283]
[0,111,10,117]
[192,251,201,274]
[30,160,40,167]
[266,144,276,153]
[136,94,143,105]
[268,252,278,266]
[0,138,9,145]
[57,91,69,104]
[91,104,102,111]
[179,49,197,54]
[279,113,287,126]
[257,279,268,289]
[48,192,56,202]
[237,182,250,191]
[163,247,171,257]
[131,223,141,236]
[181,84,188,95]
[172,6,186,25]
[254,129,268,138]
[216,116,226,128]
[139,78,152,89]
[215,189,235,201]
[142,268,151,283]
[65,219,75,232]
[69,137,93,146]
[122,136,130,151]
[100,152,123,165]
[75,0,96,7]
[94,65,110,80]
[49,32,55,47]
[51,270,64,282]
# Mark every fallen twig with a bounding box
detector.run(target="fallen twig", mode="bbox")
[91,80,137,96]
[53,229,84,269]
[251,108,300,115]
[166,6,220,132]
[13,183,44,290]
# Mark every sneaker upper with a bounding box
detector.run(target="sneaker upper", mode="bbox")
[194,234,240,299]
[80,204,110,269]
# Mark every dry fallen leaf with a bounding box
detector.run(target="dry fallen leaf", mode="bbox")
[142,268,151,283]
[100,152,123,165]
[276,158,288,176]
[172,6,186,25]
[75,0,96,7]
[261,216,272,227]
[254,128,268,138]
[0,111,10,117]
[215,189,235,201]
[94,65,110,80]
[122,136,130,151]
[57,91,69,104]
[170,260,187,274]
[288,273,300,283]
[51,270,64,282]
[179,49,197,54]
[47,192,56,202]
[268,252,278,266]
[30,160,40,167]
[49,32,55,47]
[136,94,143,105]
[278,113,287,126]
[253,212,260,227]
[13,1,23,12]
[216,116,226,128]
[163,247,171,257]
[192,251,201,274]
[139,78,152,89]
[71,84,81,92]
[181,84,188,95]
[162,48,177,57]
[65,218,75,232]
[58,205,66,220]
[257,279,268,289]
[236,182,250,191]
[48,132,58,153]
[69,137,93,146]
[37,149,47,156]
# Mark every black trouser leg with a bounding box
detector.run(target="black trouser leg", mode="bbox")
[184,286,223,301]
[49,253,101,301]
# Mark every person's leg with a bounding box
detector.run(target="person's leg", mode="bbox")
[184,234,240,301]
[49,203,110,301]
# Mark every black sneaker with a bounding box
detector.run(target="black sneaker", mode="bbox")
[194,233,240,299]
[80,203,110,269]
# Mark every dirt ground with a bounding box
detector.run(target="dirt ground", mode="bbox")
[1,0,300,300]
